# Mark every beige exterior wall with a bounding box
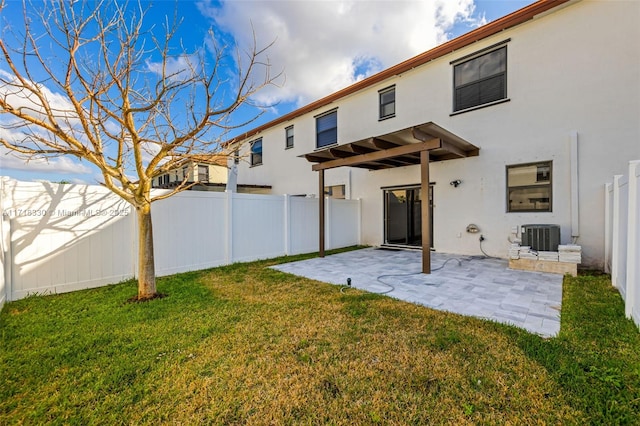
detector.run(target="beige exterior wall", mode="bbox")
[153,162,228,187]
[232,0,640,268]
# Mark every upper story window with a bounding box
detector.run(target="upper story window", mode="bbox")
[156,174,169,186]
[285,125,294,149]
[316,109,337,149]
[453,45,507,112]
[506,161,552,212]
[197,165,209,183]
[250,138,263,166]
[233,148,240,164]
[379,86,395,120]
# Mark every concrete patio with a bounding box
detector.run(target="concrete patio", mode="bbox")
[271,247,563,337]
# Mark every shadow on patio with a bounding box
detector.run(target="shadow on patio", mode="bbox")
[272,247,563,337]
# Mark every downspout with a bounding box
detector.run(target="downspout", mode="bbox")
[570,131,579,242]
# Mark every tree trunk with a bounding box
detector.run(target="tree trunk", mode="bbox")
[136,204,157,300]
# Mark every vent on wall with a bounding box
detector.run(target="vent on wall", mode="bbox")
[521,224,560,252]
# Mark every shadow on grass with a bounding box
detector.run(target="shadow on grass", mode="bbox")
[2,248,639,424]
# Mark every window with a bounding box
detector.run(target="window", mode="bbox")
[507,161,552,212]
[379,86,395,120]
[316,110,337,148]
[285,126,294,149]
[250,138,263,166]
[233,148,240,164]
[453,45,507,112]
[197,165,209,183]
[157,174,169,186]
[324,184,346,199]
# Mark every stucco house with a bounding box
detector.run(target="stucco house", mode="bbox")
[152,154,271,194]
[226,0,640,269]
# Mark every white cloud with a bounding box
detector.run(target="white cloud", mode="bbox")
[0,70,80,126]
[146,53,203,82]
[197,0,483,107]
[0,71,123,180]
[0,147,93,175]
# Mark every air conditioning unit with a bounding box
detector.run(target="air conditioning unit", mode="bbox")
[521,224,560,252]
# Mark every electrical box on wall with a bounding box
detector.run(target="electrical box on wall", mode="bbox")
[521,224,560,251]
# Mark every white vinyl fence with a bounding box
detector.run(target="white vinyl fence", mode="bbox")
[0,178,360,307]
[604,160,640,329]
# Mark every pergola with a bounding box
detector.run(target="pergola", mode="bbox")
[304,121,480,274]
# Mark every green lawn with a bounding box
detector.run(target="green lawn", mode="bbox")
[1,248,639,424]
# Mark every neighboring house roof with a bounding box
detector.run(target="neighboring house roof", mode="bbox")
[165,154,228,170]
[226,0,571,145]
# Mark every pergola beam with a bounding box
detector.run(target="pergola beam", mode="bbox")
[329,148,356,158]
[350,144,376,155]
[312,138,441,171]
[306,121,480,276]
[370,137,401,150]
[304,154,329,163]
[440,140,467,158]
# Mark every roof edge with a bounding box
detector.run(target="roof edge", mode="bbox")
[227,0,571,144]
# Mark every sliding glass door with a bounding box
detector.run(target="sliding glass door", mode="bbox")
[384,186,433,248]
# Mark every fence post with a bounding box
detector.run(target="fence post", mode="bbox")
[0,177,17,309]
[357,198,362,246]
[325,196,332,250]
[611,175,623,288]
[604,183,613,274]
[0,178,15,303]
[283,195,291,255]
[225,190,233,264]
[625,161,640,318]
[1,207,11,305]
[4,216,11,304]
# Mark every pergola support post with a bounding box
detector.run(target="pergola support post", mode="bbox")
[319,169,325,257]
[306,123,479,269]
[421,150,431,274]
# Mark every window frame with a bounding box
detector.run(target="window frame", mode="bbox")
[452,41,509,114]
[378,85,396,120]
[250,138,263,166]
[315,109,338,149]
[197,164,209,183]
[506,161,552,213]
[285,125,294,149]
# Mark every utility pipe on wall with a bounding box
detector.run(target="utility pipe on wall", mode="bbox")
[570,131,580,239]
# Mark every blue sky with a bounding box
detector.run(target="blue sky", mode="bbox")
[0,0,533,183]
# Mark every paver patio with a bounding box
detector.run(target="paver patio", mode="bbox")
[272,248,563,337]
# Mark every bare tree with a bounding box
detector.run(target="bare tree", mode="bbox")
[0,0,278,300]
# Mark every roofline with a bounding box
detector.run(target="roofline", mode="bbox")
[227,0,571,144]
